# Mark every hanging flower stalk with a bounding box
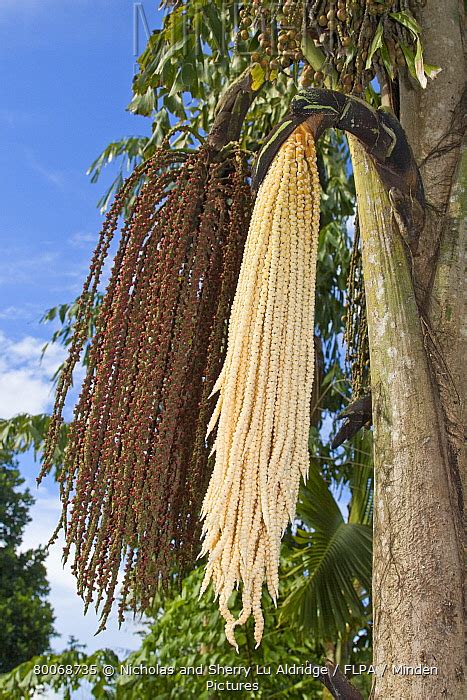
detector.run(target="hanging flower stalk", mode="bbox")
[199,124,321,649]
[39,143,251,629]
[345,213,370,398]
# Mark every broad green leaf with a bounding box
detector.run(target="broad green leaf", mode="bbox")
[399,42,439,89]
[161,56,177,88]
[400,42,417,80]
[127,87,155,116]
[154,38,188,77]
[164,93,187,120]
[180,62,199,95]
[365,20,383,70]
[166,6,187,46]
[389,11,422,36]
[201,4,224,54]
[424,63,442,79]
[280,458,372,639]
[380,39,395,80]
[414,37,427,89]
[169,67,185,97]
[251,62,266,91]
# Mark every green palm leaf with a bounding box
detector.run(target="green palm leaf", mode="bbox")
[348,430,374,525]
[280,455,372,641]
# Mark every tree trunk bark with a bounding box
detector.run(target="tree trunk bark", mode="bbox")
[398,0,465,492]
[398,0,465,298]
[349,137,465,698]
[399,0,466,691]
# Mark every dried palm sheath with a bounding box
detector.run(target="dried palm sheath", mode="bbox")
[39,145,251,628]
[200,124,321,648]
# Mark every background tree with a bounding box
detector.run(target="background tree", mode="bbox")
[0,451,55,673]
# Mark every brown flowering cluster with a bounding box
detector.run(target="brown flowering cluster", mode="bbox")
[39,144,251,629]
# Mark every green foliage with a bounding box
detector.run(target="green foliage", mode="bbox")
[87,138,149,214]
[40,293,103,378]
[0,648,119,700]
[0,458,34,549]
[280,432,372,643]
[315,131,354,378]
[87,2,303,211]
[389,11,441,89]
[0,457,372,698]
[129,1,245,140]
[113,567,324,699]
[0,454,55,674]
[0,547,55,675]
[0,414,67,475]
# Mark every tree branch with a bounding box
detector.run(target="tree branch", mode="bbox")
[206,68,262,152]
[317,661,364,700]
[252,88,425,256]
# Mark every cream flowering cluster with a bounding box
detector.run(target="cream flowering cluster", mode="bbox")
[199,124,321,649]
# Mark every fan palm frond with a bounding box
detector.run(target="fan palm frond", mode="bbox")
[348,430,374,525]
[280,454,372,640]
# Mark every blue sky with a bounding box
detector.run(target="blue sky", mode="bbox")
[0,0,165,657]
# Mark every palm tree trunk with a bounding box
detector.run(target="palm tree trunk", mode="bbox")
[349,137,464,698]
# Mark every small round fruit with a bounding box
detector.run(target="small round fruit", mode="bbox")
[300,75,312,87]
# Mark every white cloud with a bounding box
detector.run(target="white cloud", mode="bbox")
[0,250,60,287]
[0,369,51,416]
[0,240,104,297]
[346,213,356,236]
[0,331,65,418]
[24,150,67,190]
[0,303,44,321]
[69,231,98,248]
